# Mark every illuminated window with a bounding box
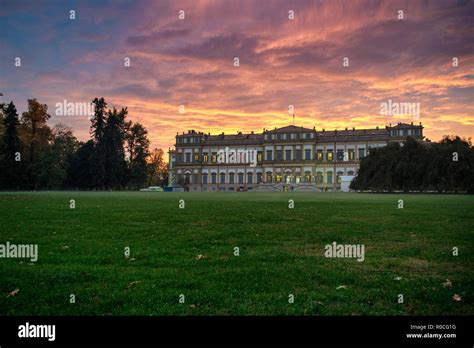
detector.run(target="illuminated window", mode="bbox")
[194,153,199,162]
[317,151,323,161]
[327,150,333,161]
[211,152,217,163]
[203,153,209,162]
[257,151,262,161]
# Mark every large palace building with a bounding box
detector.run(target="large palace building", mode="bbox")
[168,123,423,192]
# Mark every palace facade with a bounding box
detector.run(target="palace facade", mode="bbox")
[168,123,423,192]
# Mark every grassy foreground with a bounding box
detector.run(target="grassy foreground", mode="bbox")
[0,192,473,315]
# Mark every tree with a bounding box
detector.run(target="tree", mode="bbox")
[38,123,78,188]
[126,122,150,189]
[0,102,23,189]
[351,137,474,193]
[65,140,95,189]
[147,148,168,187]
[20,99,51,189]
[90,97,107,189]
[104,107,128,189]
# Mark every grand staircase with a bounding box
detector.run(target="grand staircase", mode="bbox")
[253,182,318,192]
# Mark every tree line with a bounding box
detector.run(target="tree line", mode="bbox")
[350,136,474,193]
[0,98,168,190]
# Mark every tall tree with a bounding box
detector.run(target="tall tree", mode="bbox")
[147,148,168,187]
[90,97,108,189]
[126,122,150,189]
[39,123,79,188]
[104,107,128,189]
[20,99,51,189]
[65,140,95,189]
[0,102,23,189]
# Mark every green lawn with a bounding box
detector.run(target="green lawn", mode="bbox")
[0,192,473,315]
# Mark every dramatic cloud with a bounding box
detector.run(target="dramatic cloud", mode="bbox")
[1,0,473,151]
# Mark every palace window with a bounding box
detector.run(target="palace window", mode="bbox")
[327,150,333,161]
[238,173,244,184]
[285,149,292,161]
[202,173,208,184]
[275,175,282,183]
[211,173,217,184]
[185,153,191,162]
[276,150,282,161]
[305,149,311,160]
[358,148,365,159]
[194,153,199,162]
[193,174,198,184]
[327,172,333,184]
[266,150,273,161]
[220,173,226,184]
[257,173,262,184]
[348,149,355,160]
[295,149,302,161]
[266,173,273,183]
[211,152,217,163]
[317,150,323,161]
[247,172,253,184]
[229,172,235,184]
[257,151,263,161]
[336,149,344,161]
[316,172,323,183]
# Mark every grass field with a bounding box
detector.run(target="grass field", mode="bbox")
[0,192,473,315]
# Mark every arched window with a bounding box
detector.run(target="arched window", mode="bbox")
[316,172,323,184]
[220,172,226,184]
[266,172,273,183]
[336,171,344,184]
[247,172,253,184]
[238,172,244,184]
[229,172,235,184]
[211,172,217,184]
[326,171,333,184]
[202,173,208,184]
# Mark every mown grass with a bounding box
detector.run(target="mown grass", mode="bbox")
[0,192,472,315]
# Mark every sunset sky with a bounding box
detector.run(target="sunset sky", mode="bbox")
[1,0,473,151]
